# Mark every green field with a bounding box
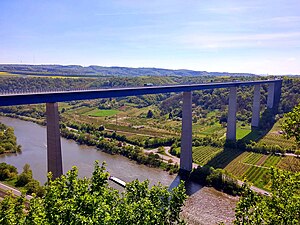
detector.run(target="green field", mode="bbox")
[84,109,120,117]
[236,127,251,140]
[197,123,224,136]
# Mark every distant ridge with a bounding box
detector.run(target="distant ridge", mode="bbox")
[0,64,257,77]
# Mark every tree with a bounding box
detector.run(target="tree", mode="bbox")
[282,103,300,146]
[25,180,45,197]
[147,109,154,118]
[15,164,33,187]
[0,162,17,180]
[0,161,187,224]
[234,168,300,224]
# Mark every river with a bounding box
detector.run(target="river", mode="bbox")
[0,116,178,187]
[0,116,238,224]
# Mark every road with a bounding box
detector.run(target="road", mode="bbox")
[0,182,32,200]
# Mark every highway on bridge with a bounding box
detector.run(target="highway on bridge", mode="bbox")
[0,80,280,106]
[0,79,282,179]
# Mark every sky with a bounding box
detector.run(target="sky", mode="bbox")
[0,0,300,75]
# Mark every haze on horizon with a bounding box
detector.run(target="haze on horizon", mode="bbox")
[1,0,299,75]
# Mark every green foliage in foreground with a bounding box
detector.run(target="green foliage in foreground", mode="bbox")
[283,103,300,146]
[234,168,300,224]
[0,161,187,225]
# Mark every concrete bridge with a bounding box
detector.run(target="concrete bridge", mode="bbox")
[0,79,282,178]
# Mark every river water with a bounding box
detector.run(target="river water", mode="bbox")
[0,116,176,186]
[0,116,238,224]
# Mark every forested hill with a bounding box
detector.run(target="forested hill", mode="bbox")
[0,64,256,77]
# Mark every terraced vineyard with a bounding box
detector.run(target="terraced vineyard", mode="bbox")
[244,166,270,188]
[225,152,251,177]
[277,156,300,172]
[224,152,282,189]
[206,148,244,168]
[262,155,281,167]
[192,146,223,165]
[259,133,297,150]
[243,153,264,164]
[258,119,298,151]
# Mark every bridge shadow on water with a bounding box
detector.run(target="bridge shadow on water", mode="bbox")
[168,175,203,196]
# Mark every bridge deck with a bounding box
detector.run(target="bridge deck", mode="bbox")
[0,79,281,106]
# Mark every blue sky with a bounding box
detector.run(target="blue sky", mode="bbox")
[1,0,300,75]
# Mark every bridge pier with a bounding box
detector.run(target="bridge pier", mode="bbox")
[267,83,275,109]
[226,87,237,141]
[180,91,193,173]
[46,102,63,179]
[251,84,260,129]
[274,80,282,113]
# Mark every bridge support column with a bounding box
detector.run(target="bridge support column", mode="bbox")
[226,87,237,141]
[180,92,193,173]
[251,84,260,129]
[273,80,282,114]
[267,83,275,109]
[46,102,63,179]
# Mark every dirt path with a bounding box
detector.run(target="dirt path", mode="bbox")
[144,147,198,168]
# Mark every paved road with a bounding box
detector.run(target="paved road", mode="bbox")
[0,182,32,200]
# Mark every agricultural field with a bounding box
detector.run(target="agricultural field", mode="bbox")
[192,146,223,165]
[206,148,244,169]
[197,123,224,137]
[259,133,297,150]
[62,103,178,138]
[277,156,300,172]
[223,150,299,189]
[236,127,251,140]
[258,119,298,150]
[225,152,252,177]
[83,109,120,117]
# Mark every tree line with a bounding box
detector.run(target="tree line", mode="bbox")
[0,123,21,154]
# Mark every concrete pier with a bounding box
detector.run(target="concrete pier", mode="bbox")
[180,92,193,172]
[267,83,275,109]
[46,102,63,179]
[226,87,237,140]
[273,80,282,113]
[251,84,260,129]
